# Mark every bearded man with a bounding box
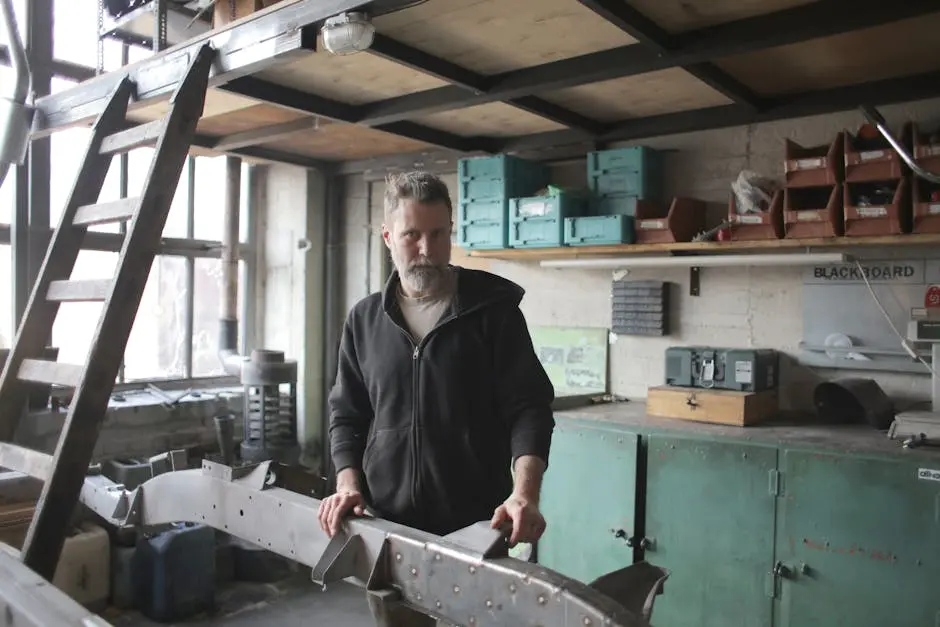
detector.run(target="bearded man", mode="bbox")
[318,170,555,557]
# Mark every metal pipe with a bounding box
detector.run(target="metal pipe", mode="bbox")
[0,0,29,102]
[321,175,343,484]
[859,104,940,185]
[540,252,848,270]
[218,155,245,375]
[0,0,33,189]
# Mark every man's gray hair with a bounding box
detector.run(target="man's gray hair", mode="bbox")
[384,171,453,220]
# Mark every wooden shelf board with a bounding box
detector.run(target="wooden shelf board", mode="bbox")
[464,233,940,260]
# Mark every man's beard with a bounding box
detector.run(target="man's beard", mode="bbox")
[394,251,446,293]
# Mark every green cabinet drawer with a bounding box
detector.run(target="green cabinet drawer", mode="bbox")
[774,450,940,627]
[539,422,639,583]
[645,435,778,627]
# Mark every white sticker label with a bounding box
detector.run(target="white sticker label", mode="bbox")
[638,219,664,230]
[917,468,940,482]
[859,149,886,161]
[916,145,940,158]
[734,361,753,384]
[738,215,764,225]
[520,201,548,217]
[928,203,940,215]
[796,211,821,222]
[791,157,824,171]
[857,206,887,218]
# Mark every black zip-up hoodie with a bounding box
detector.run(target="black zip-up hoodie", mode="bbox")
[328,265,555,535]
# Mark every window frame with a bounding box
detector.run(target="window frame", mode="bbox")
[0,4,254,386]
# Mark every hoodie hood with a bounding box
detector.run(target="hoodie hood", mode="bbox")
[382,264,524,318]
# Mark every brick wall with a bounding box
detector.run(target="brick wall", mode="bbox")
[340,97,940,412]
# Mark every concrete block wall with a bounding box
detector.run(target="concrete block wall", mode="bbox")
[337,97,940,413]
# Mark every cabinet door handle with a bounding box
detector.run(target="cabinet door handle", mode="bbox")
[772,561,791,579]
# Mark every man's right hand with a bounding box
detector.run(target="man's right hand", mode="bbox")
[317,468,367,537]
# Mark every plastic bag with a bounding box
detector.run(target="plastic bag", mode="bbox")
[731,170,778,215]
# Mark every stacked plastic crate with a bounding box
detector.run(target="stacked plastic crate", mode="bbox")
[782,133,845,239]
[842,123,911,236]
[911,123,940,234]
[456,155,551,250]
[565,146,665,247]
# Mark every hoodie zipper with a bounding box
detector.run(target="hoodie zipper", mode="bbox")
[390,313,459,514]
[385,283,500,515]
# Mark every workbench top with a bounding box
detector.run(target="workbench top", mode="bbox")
[554,400,940,461]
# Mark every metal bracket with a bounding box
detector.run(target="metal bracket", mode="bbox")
[689,266,701,296]
[311,532,367,586]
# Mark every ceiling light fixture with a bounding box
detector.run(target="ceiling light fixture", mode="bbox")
[321,11,375,55]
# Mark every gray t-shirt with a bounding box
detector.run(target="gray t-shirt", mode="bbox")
[397,271,456,343]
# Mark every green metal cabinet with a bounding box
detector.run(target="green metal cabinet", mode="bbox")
[644,435,779,627]
[542,414,940,626]
[773,449,940,627]
[538,421,639,583]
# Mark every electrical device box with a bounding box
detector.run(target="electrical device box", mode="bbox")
[664,347,779,392]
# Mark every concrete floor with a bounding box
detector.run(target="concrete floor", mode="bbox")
[106,574,377,626]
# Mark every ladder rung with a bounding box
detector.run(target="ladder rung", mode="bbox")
[0,442,51,481]
[73,197,138,227]
[47,279,111,302]
[100,119,165,155]
[18,359,83,388]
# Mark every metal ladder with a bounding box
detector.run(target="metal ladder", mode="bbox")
[0,43,215,580]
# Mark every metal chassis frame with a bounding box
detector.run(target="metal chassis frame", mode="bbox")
[75,459,669,627]
[0,545,110,627]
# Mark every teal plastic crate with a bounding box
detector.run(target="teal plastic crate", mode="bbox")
[458,154,550,204]
[586,146,664,204]
[564,215,635,246]
[457,154,551,250]
[592,195,640,217]
[510,217,564,248]
[510,189,589,221]
[457,221,505,250]
[459,199,505,223]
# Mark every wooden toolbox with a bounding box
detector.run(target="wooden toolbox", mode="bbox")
[646,385,778,426]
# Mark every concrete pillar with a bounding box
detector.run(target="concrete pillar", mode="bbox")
[258,164,327,469]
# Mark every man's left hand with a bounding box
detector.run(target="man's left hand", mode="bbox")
[491,494,546,547]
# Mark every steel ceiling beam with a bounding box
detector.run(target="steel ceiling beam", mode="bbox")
[210,117,322,151]
[367,34,607,135]
[499,70,940,152]
[191,133,337,172]
[29,0,377,135]
[574,0,761,110]
[355,0,939,126]
[219,77,496,153]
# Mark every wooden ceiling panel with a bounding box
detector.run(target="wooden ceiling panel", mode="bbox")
[540,68,733,122]
[128,87,258,123]
[414,102,566,137]
[716,13,940,96]
[622,0,818,34]
[264,122,433,160]
[194,104,313,137]
[255,38,447,103]
[373,0,635,75]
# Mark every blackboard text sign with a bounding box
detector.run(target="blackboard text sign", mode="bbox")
[803,260,925,285]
